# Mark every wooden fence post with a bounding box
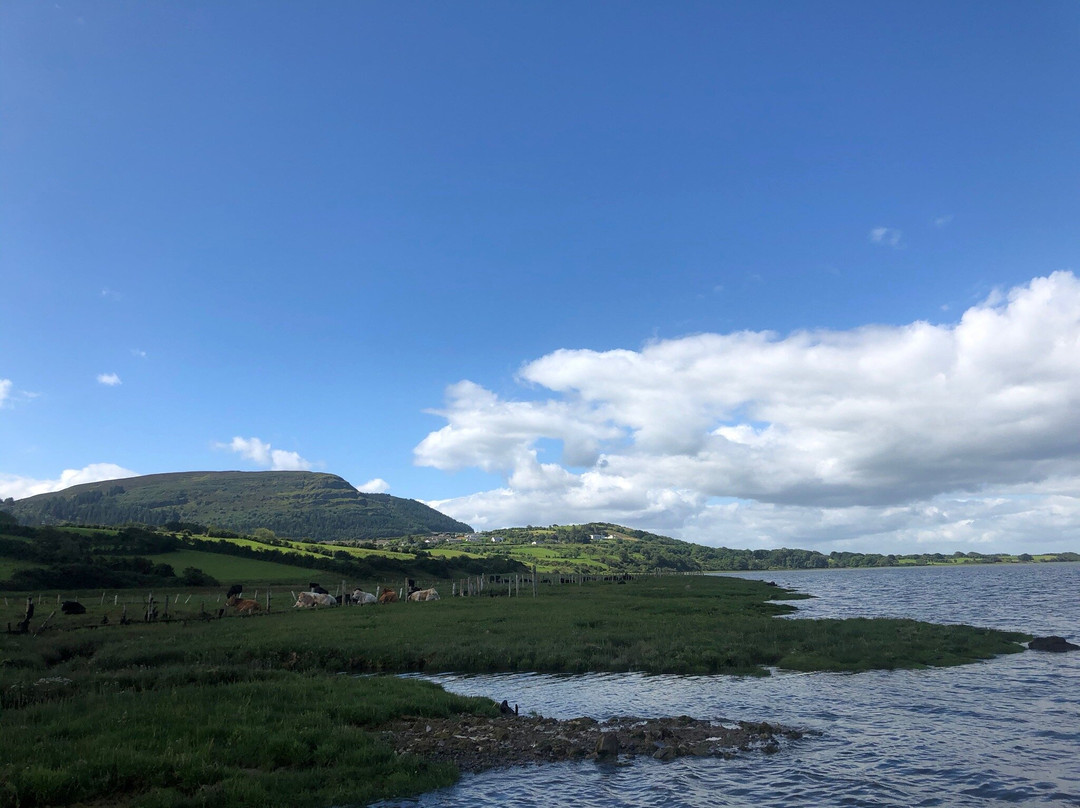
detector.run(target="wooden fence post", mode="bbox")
[17,597,33,633]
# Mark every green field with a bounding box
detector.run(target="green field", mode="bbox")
[428,542,613,572]
[236,535,412,560]
[0,557,44,580]
[133,548,329,585]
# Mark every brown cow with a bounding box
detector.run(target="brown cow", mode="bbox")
[226,595,263,614]
[378,589,399,604]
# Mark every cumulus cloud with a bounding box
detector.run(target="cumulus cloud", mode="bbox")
[0,379,11,407]
[869,226,903,248]
[357,478,390,494]
[417,272,1080,553]
[97,372,122,386]
[0,463,137,501]
[220,436,313,471]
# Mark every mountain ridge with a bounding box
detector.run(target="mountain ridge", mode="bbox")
[5,470,472,540]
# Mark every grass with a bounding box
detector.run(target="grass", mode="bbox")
[0,670,494,808]
[428,543,614,573]
[127,548,327,584]
[0,558,45,580]
[0,575,1031,807]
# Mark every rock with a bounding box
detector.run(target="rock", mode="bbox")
[380,713,802,773]
[595,732,620,759]
[652,745,677,760]
[1028,636,1080,652]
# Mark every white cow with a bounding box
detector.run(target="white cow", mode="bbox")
[407,587,440,602]
[351,589,377,605]
[294,591,338,608]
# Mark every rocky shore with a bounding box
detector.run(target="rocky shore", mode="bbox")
[381,711,805,773]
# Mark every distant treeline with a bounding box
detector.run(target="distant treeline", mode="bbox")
[0,523,218,590]
[484,522,1080,572]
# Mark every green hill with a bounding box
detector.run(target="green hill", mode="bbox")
[410,521,1080,573]
[4,471,472,541]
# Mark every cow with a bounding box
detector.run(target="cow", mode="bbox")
[226,584,244,599]
[351,589,377,605]
[308,582,329,595]
[61,600,86,615]
[407,588,440,602]
[294,591,337,608]
[226,595,262,614]
[378,589,399,604]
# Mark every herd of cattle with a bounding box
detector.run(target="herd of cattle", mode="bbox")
[223,581,440,614]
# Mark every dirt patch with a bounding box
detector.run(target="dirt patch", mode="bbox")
[381,712,804,773]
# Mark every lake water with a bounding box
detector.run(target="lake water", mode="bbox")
[373,563,1080,807]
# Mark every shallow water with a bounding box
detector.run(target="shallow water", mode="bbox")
[372,563,1080,807]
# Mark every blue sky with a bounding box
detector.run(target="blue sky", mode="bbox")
[3,1,1079,553]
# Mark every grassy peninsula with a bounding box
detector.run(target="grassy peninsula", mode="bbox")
[1,575,1030,807]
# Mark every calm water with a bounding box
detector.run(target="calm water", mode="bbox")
[373,563,1080,807]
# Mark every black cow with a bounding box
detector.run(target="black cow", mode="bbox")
[61,600,86,615]
[309,582,329,595]
[226,584,244,599]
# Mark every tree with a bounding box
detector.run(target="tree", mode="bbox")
[252,527,279,544]
[180,567,218,586]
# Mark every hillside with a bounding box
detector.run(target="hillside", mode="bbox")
[392,521,1080,573]
[0,522,523,591]
[4,471,472,541]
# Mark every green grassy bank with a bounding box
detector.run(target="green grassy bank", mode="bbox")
[1,576,1031,807]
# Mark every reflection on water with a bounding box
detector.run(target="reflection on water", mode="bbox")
[372,564,1080,808]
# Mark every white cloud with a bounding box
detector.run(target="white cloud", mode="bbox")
[97,372,122,386]
[869,226,903,248]
[357,478,390,494]
[0,379,11,407]
[0,463,137,501]
[220,436,313,471]
[934,214,954,228]
[131,349,147,359]
[417,272,1080,553]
